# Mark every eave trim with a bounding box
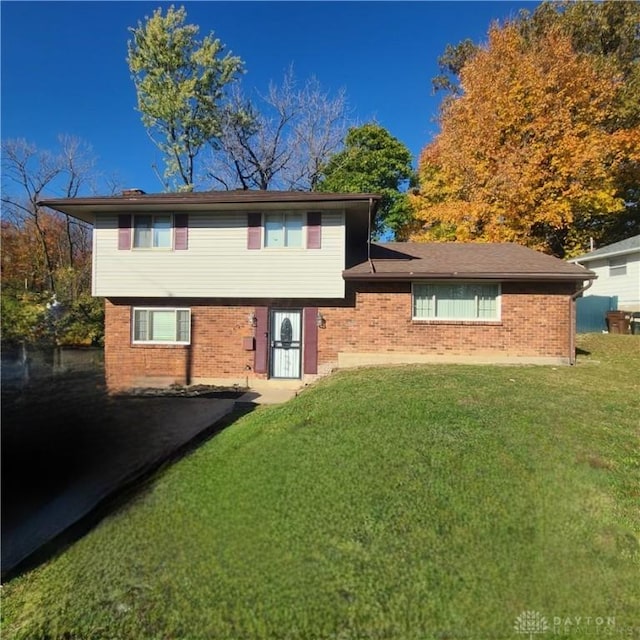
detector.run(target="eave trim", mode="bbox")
[342,271,596,282]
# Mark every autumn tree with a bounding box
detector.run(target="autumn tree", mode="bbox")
[408,22,640,257]
[206,69,350,191]
[1,137,105,345]
[127,5,245,191]
[422,0,640,254]
[1,136,95,292]
[316,123,415,238]
[435,1,640,116]
[520,1,640,247]
[520,0,640,129]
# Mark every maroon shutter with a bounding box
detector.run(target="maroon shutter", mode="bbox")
[247,212,262,249]
[307,212,321,249]
[118,214,132,250]
[174,214,189,250]
[254,307,269,374]
[303,307,318,374]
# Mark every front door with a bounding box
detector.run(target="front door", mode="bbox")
[270,309,302,379]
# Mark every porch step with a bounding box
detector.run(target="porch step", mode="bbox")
[237,381,302,405]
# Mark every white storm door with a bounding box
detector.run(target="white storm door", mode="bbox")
[270,310,302,379]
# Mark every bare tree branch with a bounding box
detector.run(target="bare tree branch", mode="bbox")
[1,137,99,293]
[204,69,352,191]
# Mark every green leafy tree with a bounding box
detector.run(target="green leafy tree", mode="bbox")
[55,294,105,347]
[432,39,479,98]
[0,291,47,345]
[316,123,415,238]
[127,5,245,191]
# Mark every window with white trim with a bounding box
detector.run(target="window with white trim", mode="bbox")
[133,215,172,248]
[264,212,303,248]
[413,283,501,320]
[608,256,627,276]
[133,308,191,344]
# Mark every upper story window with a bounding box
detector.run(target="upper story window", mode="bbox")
[608,256,627,276]
[264,213,303,248]
[118,214,188,251]
[413,282,501,321]
[133,215,172,249]
[246,211,321,250]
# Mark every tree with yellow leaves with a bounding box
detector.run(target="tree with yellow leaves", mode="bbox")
[407,21,640,257]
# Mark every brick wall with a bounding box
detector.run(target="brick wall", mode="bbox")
[105,299,264,390]
[317,282,574,366]
[104,280,575,390]
[105,297,348,390]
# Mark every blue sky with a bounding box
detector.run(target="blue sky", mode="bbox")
[1,1,539,195]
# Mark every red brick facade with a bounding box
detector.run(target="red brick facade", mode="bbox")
[319,281,574,364]
[104,280,576,391]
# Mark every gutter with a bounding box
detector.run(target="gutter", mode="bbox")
[342,272,596,282]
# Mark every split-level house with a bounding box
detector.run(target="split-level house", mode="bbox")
[41,190,594,391]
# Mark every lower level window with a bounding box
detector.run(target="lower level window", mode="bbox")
[133,308,191,344]
[413,283,500,320]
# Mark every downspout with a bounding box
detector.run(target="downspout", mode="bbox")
[367,197,376,273]
[569,278,594,365]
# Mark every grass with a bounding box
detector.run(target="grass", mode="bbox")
[2,334,639,640]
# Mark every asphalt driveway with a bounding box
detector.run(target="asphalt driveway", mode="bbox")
[1,371,242,579]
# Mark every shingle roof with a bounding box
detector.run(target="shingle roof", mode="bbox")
[568,234,640,262]
[343,242,594,281]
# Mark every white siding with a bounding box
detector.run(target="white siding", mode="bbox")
[579,253,640,311]
[93,211,346,298]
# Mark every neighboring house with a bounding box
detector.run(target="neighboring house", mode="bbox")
[41,190,594,391]
[568,235,640,312]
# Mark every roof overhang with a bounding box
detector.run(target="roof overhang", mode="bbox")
[38,191,382,225]
[342,271,596,282]
[569,247,640,263]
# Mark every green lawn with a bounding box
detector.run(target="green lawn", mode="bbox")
[3,334,639,640]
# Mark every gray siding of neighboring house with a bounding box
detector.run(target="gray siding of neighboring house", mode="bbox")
[576,253,640,311]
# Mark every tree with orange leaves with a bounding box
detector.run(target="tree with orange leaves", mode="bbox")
[1,137,105,345]
[407,21,640,257]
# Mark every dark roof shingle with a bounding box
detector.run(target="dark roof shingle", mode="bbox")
[343,242,593,281]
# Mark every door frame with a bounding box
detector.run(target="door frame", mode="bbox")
[269,308,303,379]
